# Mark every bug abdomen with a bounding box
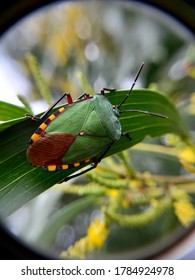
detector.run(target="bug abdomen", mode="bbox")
[26,132,76,166]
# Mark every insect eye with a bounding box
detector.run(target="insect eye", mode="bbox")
[113,107,120,117]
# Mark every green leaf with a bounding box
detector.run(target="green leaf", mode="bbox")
[26,54,53,105]
[0,101,30,121]
[0,89,188,218]
[76,71,94,96]
[17,94,33,113]
[0,101,31,132]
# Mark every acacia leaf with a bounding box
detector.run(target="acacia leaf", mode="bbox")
[0,89,188,218]
[0,101,30,121]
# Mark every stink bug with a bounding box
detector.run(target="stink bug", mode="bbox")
[26,63,166,182]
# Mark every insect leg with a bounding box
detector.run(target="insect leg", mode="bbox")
[61,143,114,182]
[61,158,98,182]
[121,131,132,140]
[100,88,116,95]
[25,92,73,121]
[76,93,91,100]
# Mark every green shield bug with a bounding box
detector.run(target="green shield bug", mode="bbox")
[26,63,166,181]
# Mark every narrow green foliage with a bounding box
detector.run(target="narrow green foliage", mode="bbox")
[0,101,29,132]
[104,198,172,227]
[17,94,33,114]
[86,172,128,189]
[0,101,29,121]
[76,71,94,96]
[26,54,52,105]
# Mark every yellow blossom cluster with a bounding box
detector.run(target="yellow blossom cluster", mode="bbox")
[173,199,195,227]
[61,218,109,259]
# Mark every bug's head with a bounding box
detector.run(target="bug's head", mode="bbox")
[112,105,120,117]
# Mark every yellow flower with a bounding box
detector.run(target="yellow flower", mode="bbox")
[173,200,195,227]
[179,146,195,173]
[150,199,158,207]
[129,179,142,189]
[121,198,129,209]
[87,219,109,249]
[61,218,109,259]
[179,146,195,164]
[188,65,195,78]
[106,189,119,199]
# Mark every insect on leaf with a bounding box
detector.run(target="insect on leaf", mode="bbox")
[0,89,188,218]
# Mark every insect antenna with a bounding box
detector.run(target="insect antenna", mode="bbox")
[117,62,167,119]
[117,62,144,109]
[119,109,167,118]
